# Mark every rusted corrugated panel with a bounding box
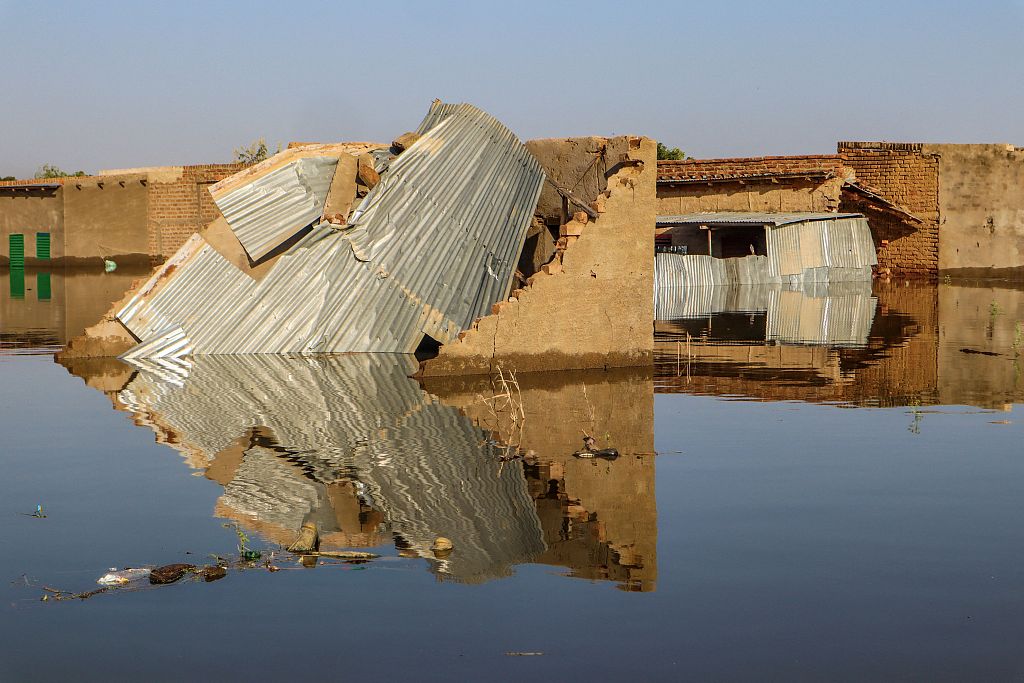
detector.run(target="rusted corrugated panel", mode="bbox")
[117,102,544,356]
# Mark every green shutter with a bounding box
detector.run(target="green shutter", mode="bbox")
[9,233,24,267]
[36,232,51,260]
[9,267,25,299]
[36,272,51,301]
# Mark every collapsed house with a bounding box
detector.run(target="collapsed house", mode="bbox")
[655,212,877,287]
[114,102,545,359]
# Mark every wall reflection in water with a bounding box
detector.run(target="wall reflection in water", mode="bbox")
[1,267,151,350]
[61,354,656,591]
[656,281,1024,409]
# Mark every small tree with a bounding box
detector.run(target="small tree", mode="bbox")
[1,176,15,181]
[35,164,87,179]
[234,137,280,165]
[657,142,686,161]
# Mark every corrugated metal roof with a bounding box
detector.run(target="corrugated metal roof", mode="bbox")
[212,156,339,262]
[117,102,545,357]
[657,212,863,226]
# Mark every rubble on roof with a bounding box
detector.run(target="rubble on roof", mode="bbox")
[115,102,545,359]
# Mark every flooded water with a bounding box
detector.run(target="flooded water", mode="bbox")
[2,270,1024,680]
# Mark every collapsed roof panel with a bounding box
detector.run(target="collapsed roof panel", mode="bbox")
[116,103,545,357]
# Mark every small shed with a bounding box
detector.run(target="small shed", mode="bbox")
[655,212,877,286]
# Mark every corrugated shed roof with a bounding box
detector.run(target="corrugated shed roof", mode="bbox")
[657,212,863,226]
[117,102,544,357]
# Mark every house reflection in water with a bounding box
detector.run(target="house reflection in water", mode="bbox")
[655,280,1024,409]
[61,354,657,591]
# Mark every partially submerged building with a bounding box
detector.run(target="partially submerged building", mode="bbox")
[655,212,877,287]
[0,164,243,267]
[657,155,925,277]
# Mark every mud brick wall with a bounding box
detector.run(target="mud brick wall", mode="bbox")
[147,164,243,260]
[657,156,850,215]
[421,136,656,376]
[839,142,940,277]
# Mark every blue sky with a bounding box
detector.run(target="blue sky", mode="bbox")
[1,0,1022,177]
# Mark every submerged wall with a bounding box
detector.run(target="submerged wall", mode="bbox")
[0,184,64,264]
[925,144,1024,278]
[838,142,941,277]
[420,136,657,376]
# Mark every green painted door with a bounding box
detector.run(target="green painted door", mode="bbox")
[9,233,25,267]
[36,232,51,260]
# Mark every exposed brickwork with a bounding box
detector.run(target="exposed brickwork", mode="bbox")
[658,155,849,183]
[838,142,939,277]
[657,155,852,215]
[147,163,245,259]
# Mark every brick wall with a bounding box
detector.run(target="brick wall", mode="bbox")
[838,142,939,277]
[147,163,244,260]
[658,154,849,181]
[657,155,851,216]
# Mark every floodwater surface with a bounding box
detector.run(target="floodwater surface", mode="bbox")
[2,271,1024,681]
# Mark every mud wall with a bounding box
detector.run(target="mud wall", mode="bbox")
[421,136,657,376]
[925,144,1024,278]
[0,185,63,264]
[839,142,940,277]
[656,156,851,216]
[62,174,150,264]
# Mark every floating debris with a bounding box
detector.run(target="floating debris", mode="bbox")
[149,563,196,585]
[97,568,151,586]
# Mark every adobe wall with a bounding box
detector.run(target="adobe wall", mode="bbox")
[657,156,851,215]
[924,144,1024,278]
[62,174,150,265]
[420,136,657,376]
[0,185,64,264]
[839,142,940,277]
[658,177,845,215]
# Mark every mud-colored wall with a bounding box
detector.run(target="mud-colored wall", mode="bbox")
[0,186,64,263]
[526,137,610,227]
[421,136,657,375]
[63,175,149,264]
[657,177,844,215]
[926,144,1024,278]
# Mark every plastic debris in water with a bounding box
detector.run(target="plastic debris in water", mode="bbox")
[97,568,151,586]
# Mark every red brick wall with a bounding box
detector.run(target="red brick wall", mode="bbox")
[838,142,939,277]
[147,163,244,259]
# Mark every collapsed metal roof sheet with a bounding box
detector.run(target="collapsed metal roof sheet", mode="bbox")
[117,102,545,357]
[657,212,864,226]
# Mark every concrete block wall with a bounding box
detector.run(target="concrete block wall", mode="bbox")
[838,142,940,277]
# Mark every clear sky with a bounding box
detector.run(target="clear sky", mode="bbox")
[1,0,1022,178]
